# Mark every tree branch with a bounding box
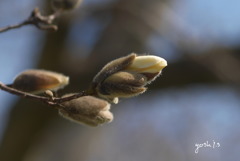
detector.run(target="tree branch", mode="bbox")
[0,81,88,108]
[0,21,30,32]
[0,8,59,33]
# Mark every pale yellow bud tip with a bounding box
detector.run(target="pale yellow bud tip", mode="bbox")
[127,55,167,73]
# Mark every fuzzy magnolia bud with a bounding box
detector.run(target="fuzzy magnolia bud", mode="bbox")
[12,69,69,94]
[59,95,113,126]
[51,0,83,12]
[91,53,167,102]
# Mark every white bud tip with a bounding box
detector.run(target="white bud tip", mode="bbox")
[128,55,167,73]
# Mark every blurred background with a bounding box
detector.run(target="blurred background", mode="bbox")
[1,0,240,160]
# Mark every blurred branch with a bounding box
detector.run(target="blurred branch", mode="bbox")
[186,47,240,85]
[0,81,87,107]
[0,8,59,33]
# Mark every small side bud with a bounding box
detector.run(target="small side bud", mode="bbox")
[59,95,113,126]
[45,90,54,98]
[111,97,119,104]
[51,0,83,12]
[12,69,69,94]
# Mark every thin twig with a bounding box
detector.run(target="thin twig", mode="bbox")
[0,8,59,33]
[0,81,88,108]
[0,21,31,32]
[55,91,88,103]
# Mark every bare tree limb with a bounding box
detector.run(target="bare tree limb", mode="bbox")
[0,8,59,33]
[0,81,88,107]
[0,21,30,32]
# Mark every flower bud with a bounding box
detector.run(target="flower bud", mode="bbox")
[90,53,167,102]
[59,95,113,126]
[51,0,83,12]
[92,54,136,86]
[45,90,54,97]
[97,72,147,99]
[12,69,69,94]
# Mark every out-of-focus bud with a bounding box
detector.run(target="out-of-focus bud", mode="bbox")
[51,0,83,12]
[59,95,113,126]
[90,53,167,102]
[12,69,69,94]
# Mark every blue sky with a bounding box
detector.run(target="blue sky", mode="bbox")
[174,0,240,45]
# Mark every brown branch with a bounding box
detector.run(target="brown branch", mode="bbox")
[0,21,30,32]
[0,81,88,108]
[56,91,88,103]
[0,8,59,33]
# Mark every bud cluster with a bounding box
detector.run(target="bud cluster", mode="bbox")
[90,53,167,103]
[7,53,167,126]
